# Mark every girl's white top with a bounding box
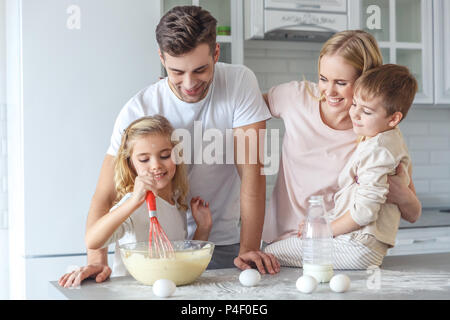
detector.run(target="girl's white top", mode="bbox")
[103,193,187,277]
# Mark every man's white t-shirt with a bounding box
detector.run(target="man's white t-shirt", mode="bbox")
[107,62,271,245]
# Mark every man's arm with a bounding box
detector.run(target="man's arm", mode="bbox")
[232,121,280,274]
[59,155,117,287]
[86,154,117,256]
[234,121,266,253]
[262,93,269,107]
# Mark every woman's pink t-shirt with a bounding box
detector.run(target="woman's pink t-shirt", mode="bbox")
[262,81,357,243]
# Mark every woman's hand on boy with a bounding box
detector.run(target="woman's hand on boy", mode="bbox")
[191,196,213,240]
[297,221,305,237]
[387,163,422,223]
[386,163,409,206]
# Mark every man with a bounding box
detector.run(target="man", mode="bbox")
[59,5,279,287]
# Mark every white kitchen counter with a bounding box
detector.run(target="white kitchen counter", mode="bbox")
[49,252,450,300]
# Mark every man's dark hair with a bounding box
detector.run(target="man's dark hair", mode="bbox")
[156,6,217,57]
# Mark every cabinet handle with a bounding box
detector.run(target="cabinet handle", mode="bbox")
[412,238,437,244]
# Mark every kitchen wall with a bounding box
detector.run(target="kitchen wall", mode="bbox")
[0,0,9,300]
[244,40,450,210]
[4,0,163,299]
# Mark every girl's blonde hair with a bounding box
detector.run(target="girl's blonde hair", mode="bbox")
[307,30,384,100]
[114,115,189,212]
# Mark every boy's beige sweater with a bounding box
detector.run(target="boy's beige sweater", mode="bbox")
[331,127,411,247]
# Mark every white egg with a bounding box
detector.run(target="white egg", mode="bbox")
[239,269,261,287]
[329,274,351,293]
[152,279,176,298]
[296,275,317,294]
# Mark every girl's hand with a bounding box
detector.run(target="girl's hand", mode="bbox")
[191,197,213,241]
[297,221,305,238]
[129,172,158,206]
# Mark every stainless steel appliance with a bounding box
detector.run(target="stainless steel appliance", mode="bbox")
[245,0,348,41]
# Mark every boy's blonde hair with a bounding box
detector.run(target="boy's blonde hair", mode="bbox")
[307,30,383,100]
[114,115,189,211]
[354,64,418,119]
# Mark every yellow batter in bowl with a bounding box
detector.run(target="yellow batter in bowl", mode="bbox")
[119,240,215,286]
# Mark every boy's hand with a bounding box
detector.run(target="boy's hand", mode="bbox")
[191,197,212,240]
[297,221,305,238]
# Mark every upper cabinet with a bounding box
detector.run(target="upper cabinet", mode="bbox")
[433,0,450,104]
[348,0,433,104]
[162,0,243,65]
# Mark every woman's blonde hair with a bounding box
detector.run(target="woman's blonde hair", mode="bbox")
[307,30,384,100]
[114,115,189,211]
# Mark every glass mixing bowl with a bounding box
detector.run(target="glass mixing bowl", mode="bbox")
[119,240,215,286]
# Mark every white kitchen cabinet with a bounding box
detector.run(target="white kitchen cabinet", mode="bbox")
[348,0,433,104]
[388,227,450,256]
[162,0,243,65]
[433,0,450,105]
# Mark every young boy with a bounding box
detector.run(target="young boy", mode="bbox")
[328,63,418,268]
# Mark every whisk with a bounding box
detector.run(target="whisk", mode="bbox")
[146,191,174,258]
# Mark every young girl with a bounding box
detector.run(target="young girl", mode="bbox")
[85,115,212,277]
[265,64,417,270]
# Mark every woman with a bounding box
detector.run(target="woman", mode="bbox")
[259,30,421,266]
